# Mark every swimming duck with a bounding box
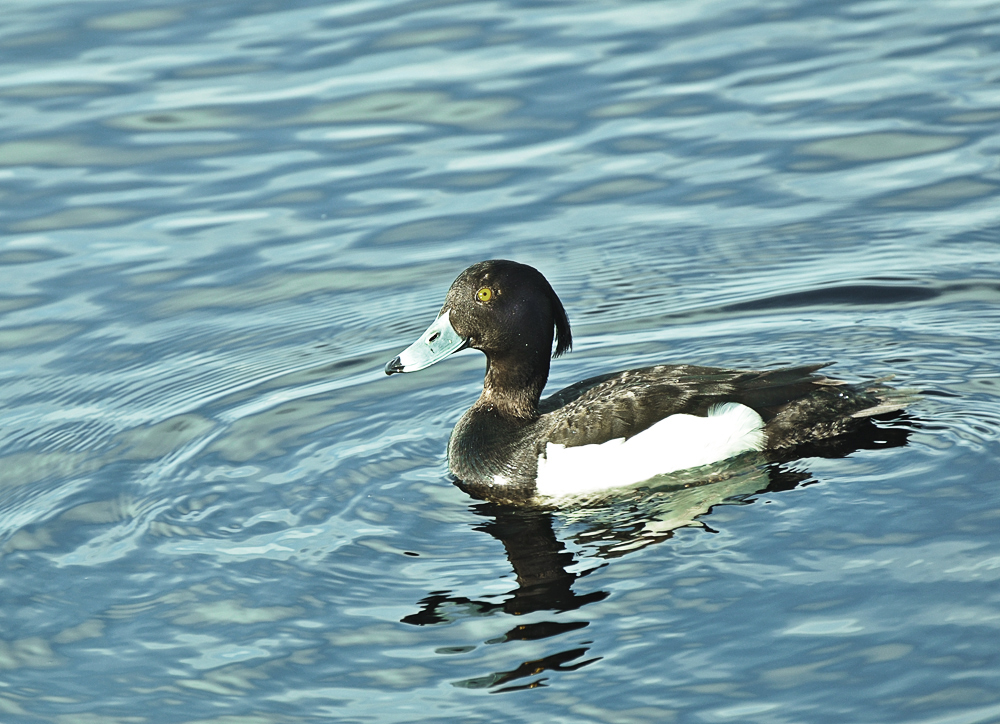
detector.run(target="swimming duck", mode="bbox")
[385,260,903,505]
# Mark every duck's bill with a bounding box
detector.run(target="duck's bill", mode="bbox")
[385,310,469,375]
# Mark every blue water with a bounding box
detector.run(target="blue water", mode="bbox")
[2,0,999,721]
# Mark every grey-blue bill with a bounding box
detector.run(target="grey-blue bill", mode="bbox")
[385,310,469,374]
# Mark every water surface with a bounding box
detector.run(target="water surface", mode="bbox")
[1,0,999,722]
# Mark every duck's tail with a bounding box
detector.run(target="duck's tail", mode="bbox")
[846,375,915,419]
[763,371,915,449]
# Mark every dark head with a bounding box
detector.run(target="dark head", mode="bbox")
[385,260,572,416]
[443,260,571,360]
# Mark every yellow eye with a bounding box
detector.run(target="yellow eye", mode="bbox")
[476,287,492,303]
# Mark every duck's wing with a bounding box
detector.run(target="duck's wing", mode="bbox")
[539,363,845,448]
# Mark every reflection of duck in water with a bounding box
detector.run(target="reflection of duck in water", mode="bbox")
[402,501,607,691]
[404,436,909,692]
[386,259,909,506]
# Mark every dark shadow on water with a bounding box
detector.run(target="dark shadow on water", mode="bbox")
[401,415,913,692]
[454,646,601,692]
[401,504,609,625]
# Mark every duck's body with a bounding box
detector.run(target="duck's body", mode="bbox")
[385,260,903,505]
[448,362,892,504]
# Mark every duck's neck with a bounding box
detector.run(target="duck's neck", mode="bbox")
[476,352,549,420]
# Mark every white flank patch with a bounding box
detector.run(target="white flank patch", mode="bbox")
[535,403,765,499]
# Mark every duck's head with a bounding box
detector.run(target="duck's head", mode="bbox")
[385,259,572,377]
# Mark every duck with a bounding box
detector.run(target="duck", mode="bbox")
[384,259,905,505]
